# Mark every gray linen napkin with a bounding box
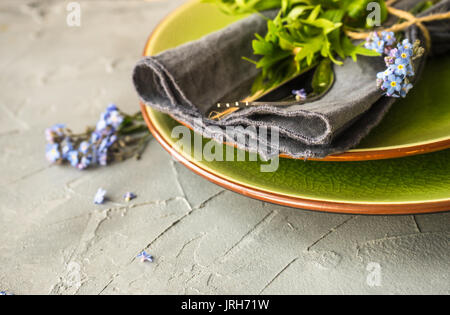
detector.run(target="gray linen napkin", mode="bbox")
[133,0,449,159]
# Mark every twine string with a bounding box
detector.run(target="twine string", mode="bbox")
[346,5,450,51]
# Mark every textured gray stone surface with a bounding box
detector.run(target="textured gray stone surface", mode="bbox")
[0,0,448,295]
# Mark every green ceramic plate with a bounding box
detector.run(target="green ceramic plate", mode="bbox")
[140,0,450,214]
[144,0,450,161]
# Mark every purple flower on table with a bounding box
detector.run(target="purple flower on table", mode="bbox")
[96,118,108,132]
[79,141,90,155]
[292,88,307,101]
[91,131,101,144]
[96,104,122,131]
[45,103,149,170]
[46,143,61,163]
[77,155,92,170]
[97,112,110,131]
[107,110,124,130]
[96,138,112,166]
[61,139,73,159]
[107,134,117,146]
[106,104,118,112]
[0,291,13,296]
[137,251,153,263]
[67,150,79,167]
[98,138,109,153]
[97,150,108,166]
[45,129,54,143]
[101,104,118,120]
[45,124,65,143]
[382,74,403,96]
[98,134,117,154]
[94,188,107,204]
[124,192,137,202]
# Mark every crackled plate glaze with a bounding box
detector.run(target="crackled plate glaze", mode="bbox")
[140,0,450,214]
[142,104,450,214]
[143,0,450,161]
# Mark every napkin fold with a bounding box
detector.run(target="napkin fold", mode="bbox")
[134,0,449,159]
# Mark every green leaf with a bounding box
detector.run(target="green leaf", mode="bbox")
[299,18,342,34]
[252,38,275,55]
[307,4,321,21]
[202,0,283,15]
[294,34,324,66]
[278,34,295,51]
[256,50,292,69]
[354,44,382,57]
[342,36,380,61]
[328,29,344,59]
[321,8,346,23]
[346,0,370,20]
[286,5,314,20]
[312,58,334,95]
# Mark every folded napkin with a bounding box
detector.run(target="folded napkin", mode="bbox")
[134,0,449,159]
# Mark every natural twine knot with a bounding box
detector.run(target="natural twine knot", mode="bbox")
[346,0,450,51]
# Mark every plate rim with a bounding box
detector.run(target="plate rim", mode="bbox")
[142,0,450,162]
[142,103,450,215]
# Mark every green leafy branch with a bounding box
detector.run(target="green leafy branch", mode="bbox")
[203,0,282,15]
[205,0,388,93]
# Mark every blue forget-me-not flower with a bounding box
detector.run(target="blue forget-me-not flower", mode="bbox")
[373,36,424,98]
[94,188,107,205]
[137,251,153,263]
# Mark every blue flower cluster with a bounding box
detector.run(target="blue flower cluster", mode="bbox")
[91,104,123,166]
[376,39,418,98]
[366,30,424,98]
[45,104,124,170]
[365,31,396,54]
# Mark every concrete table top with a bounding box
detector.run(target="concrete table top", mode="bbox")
[0,0,448,295]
